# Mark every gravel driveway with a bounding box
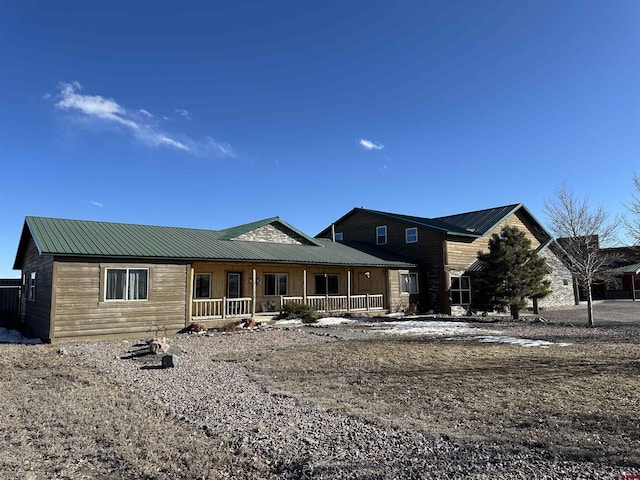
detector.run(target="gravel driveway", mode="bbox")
[59,302,640,479]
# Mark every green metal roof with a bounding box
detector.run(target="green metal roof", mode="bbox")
[605,263,640,275]
[14,216,415,269]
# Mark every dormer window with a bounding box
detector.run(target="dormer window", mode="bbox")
[405,227,418,243]
[376,226,387,245]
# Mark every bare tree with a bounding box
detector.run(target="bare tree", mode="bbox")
[544,183,617,326]
[623,172,640,245]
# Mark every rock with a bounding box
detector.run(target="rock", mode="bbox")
[162,354,180,368]
[149,337,170,354]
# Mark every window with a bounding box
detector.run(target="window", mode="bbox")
[562,272,570,286]
[106,268,148,301]
[264,273,288,296]
[334,232,343,241]
[28,271,36,301]
[376,225,387,245]
[194,273,211,299]
[405,227,418,243]
[227,273,241,298]
[400,273,419,294]
[315,274,339,295]
[450,276,471,305]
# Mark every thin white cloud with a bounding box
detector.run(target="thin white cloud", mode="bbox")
[90,201,103,208]
[186,136,236,158]
[175,108,192,120]
[49,82,232,158]
[359,138,384,151]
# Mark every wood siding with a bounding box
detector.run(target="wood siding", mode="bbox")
[321,211,445,312]
[445,211,545,269]
[17,238,54,341]
[51,261,188,341]
[325,214,445,267]
[191,261,388,309]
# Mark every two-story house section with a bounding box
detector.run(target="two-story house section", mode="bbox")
[317,203,575,315]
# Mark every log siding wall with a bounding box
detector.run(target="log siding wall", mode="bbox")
[18,238,54,340]
[51,261,188,341]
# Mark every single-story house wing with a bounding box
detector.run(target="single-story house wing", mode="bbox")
[13,216,415,343]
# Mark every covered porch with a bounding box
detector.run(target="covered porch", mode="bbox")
[188,262,388,322]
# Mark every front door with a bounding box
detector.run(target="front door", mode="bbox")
[227,273,241,315]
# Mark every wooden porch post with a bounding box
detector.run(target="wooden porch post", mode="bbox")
[347,270,351,312]
[187,266,194,327]
[633,274,637,302]
[303,269,307,303]
[251,267,257,318]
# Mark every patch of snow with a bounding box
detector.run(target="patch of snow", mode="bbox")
[274,316,358,327]
[316,317,357,326]
[0,327,42,345]
[273,319,302,326]
[447,335,572,348]
[371,320,498,336]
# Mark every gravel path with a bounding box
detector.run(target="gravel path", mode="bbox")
[66,326,633,479]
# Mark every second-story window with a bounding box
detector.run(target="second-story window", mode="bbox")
[405,227,418,243]
[376,225,387,245]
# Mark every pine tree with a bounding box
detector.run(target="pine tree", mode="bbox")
[474,226,551,319]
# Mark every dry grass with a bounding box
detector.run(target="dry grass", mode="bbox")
[0,345,267,480]
[236,326,640,467]
[2,303,640,477]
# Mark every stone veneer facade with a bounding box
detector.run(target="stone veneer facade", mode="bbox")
[232,224,306,245]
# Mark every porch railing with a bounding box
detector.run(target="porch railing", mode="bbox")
[281,294,384,312]
[191,294,385,321]
[192,297,252,319]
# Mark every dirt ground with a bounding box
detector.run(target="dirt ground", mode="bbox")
[1,300,639,478]
[229,301,640,467]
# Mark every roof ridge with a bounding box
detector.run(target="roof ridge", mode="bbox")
[432,203,522,220]
[26,215,222,233]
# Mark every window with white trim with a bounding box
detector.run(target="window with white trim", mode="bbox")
[106,268,149,301]
[405,227,418,243]
[264,273,288,296]
[194,273,211,298]
[376,225,387,245]
[450,276,471,305]
[400,273,419,294]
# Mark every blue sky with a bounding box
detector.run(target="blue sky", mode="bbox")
[1,1,639,277]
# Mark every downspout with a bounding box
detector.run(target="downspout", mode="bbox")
[442,234,451,315]
[49,262,58,343]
